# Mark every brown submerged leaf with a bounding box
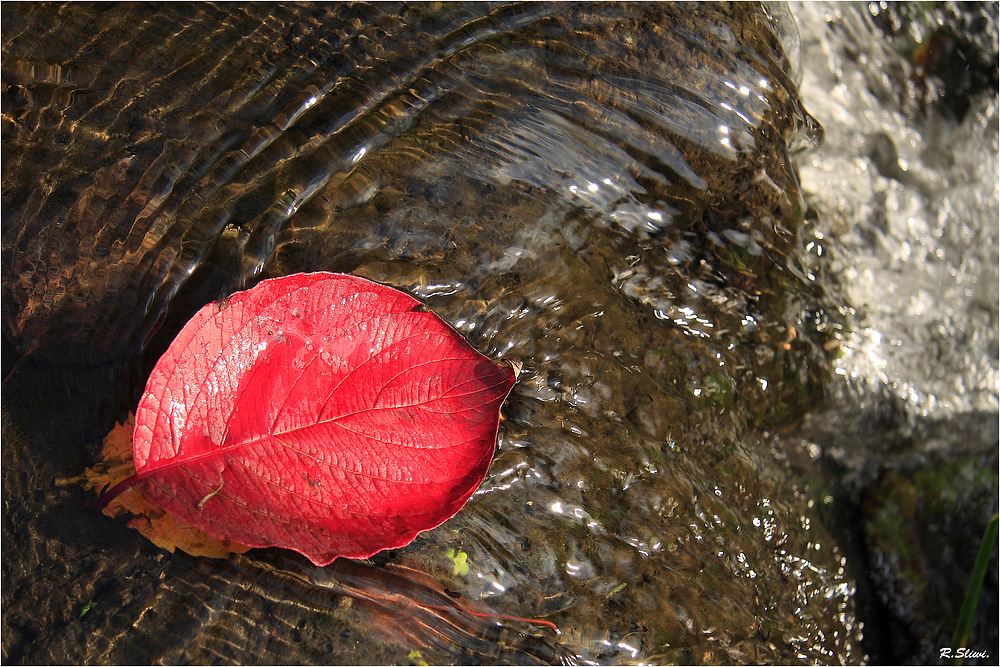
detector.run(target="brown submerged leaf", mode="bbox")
[63,414,250,558]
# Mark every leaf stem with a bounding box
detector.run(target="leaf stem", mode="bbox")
[88,472,140,511]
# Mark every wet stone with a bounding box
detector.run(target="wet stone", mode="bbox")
[3,3,858,664]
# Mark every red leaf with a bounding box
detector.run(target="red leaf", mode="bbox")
[123,272,516,565]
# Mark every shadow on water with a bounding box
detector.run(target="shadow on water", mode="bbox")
[9,2,990,664]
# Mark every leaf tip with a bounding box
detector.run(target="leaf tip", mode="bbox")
[503,358,524,381]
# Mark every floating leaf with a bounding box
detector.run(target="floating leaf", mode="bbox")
[101,272,517,565]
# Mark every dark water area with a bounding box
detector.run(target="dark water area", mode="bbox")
[1,2,994,665]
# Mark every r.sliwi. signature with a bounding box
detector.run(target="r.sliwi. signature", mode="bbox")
[940,647,990,660]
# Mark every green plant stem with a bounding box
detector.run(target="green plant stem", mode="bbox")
[948,512,998,666]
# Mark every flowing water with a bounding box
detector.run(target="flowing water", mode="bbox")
[789,2,998,663]
[1,2,994,665]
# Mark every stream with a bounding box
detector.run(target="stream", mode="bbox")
[2,3,996,665]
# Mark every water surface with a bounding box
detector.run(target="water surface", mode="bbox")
[7,2,967,664]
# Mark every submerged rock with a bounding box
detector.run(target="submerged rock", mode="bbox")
[3,3,858,664]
